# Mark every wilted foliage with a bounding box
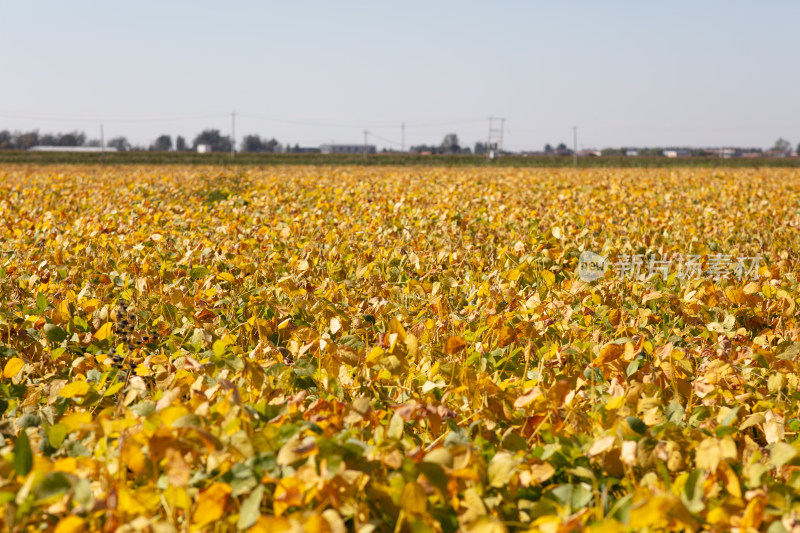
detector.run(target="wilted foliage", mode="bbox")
[1,165,799,532]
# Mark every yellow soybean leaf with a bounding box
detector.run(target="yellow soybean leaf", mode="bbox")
[251,517,292,533]
[445,336,466,355]
[61,412,92,431]
[79,298,100,312]
[3,357,24,378]
[401,481,427,515]
[193,482,231,526]
[605,395,626,410]
[593,343,624,367]
[740,495,766,530]
[365,346,384,364]
[542,270,555,288]
[104,381,124,397]
[59,381,91,398]
[54,516,84,533]
[163,486,192,510]
[717,460,741,498]
[273,477,303,517]
[117,487,147,515]
[122,440,147,475]
[94,321,113,341]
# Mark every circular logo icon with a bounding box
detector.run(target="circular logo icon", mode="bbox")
[578,251,608,282]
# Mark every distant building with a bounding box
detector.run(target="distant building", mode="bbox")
[320,144,376,154]
[197,144,212,153]
[623,148,638,156]
[663,149,691,158]
[29,146,118,152]
[720,147,742,158]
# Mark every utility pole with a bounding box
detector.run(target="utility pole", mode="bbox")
[231,111,236,160]
[401,122,405,153]
[363,130,368,161]
[487,117,505,160]
[487,117,491,159]
[573,126,578,168]
[100,124,105,164]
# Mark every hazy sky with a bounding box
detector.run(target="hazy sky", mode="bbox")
[1,1,798,151]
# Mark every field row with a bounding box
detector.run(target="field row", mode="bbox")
[1,166,799,532]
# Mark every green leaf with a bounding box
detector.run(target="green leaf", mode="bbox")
[48,423,69,449]
[571,483,594,508]
[190,266,210,279]
[131,401,155,417]
[339,334,365,350]
[625,416,648,435]
[50,347,66,361]
[43,324,68,343]
[770,442,799,469]
[14,430,33,476]
[17,413,41,428]
[36,293,48,313]
[237,484,264,530]
[626,358,641,377]
[665,401,685,425]
[720,406,740,427]
[73,316,89,332]
[103,382,124,397]
[549,484,573,506]
[171,414,202,428]
[715,425,738,437]
[36,472,73,500]
[777,341,800,361]
[767,521,790,533]
[682,468,706,513]
[387,412,404,440]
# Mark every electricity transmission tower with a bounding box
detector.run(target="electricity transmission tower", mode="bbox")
[486,117,505,160]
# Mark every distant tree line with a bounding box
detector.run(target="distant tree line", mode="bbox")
[0,130,91,150]
[1,128,797,156]
[543,143,573,156]
[410,133,478,155]
[0,128,281,153]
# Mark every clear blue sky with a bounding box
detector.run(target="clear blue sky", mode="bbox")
[1,1,798,151]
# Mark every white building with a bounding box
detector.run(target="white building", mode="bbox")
[29,146,118,152]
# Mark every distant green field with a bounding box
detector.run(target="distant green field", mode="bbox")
[1,150,799,167]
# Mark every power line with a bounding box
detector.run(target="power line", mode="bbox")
[236,112,486,129]
[367,130,402,147]
[0,112,229,123]
[0,110,488,135]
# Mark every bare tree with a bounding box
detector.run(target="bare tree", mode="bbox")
[772,138,792,155]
